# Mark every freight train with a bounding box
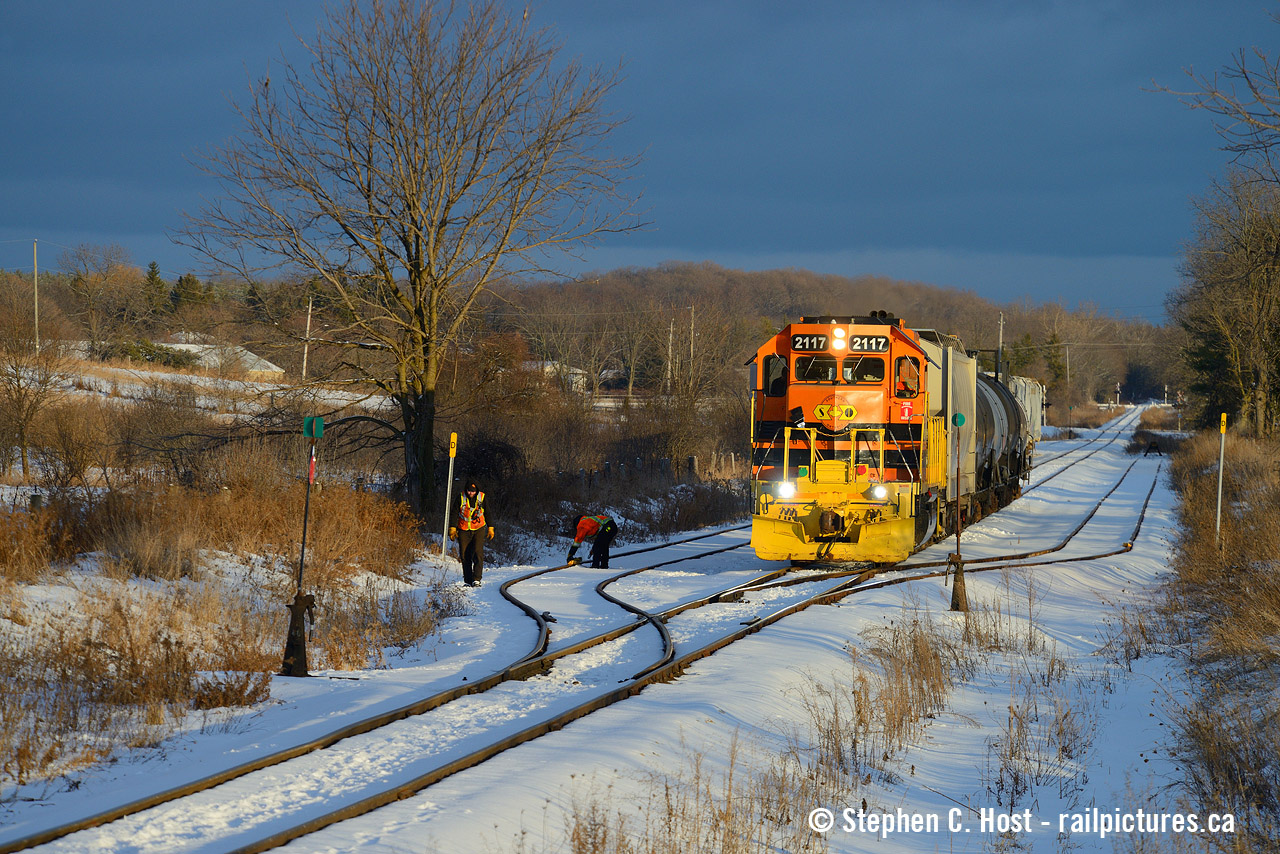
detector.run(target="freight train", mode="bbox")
[748,312,1043,563]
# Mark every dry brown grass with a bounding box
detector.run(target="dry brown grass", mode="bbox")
[0,581,276,786]
[311,576,466,670]
[788,596,975,800]
[1157,430,1280,850]
[31,437,422,596]
[548,739,829,854]
[1047,402,1120,430]
[0,505,66,583]
[0,362,476,791]
[1138,407,1181,431]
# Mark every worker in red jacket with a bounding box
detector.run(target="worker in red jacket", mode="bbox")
[566,513,619,569]
[449,481,494,586]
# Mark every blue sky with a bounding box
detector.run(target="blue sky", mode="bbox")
[0,1,1269,322]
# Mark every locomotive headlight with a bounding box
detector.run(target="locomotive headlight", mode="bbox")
[833,328,846,338]
[776,482,796,499]
[862,483,889,501]
[832,338,846,351]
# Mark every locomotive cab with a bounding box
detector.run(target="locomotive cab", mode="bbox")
[749,313,946,563]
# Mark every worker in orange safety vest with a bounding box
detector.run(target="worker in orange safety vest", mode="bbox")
[449,481,494,586]
[566,513,619,569]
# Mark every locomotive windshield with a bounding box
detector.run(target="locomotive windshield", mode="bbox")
[794,355,838,382]
[842,356,885,384]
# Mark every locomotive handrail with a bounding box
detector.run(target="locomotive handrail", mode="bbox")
[743,456,1144,594]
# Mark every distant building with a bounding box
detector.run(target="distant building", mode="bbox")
[524,360,588,394]
[162,342,285,381]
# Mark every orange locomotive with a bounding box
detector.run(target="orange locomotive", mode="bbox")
[748,312,1036,563]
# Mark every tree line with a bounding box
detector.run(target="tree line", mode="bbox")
[1165,13,1280,436]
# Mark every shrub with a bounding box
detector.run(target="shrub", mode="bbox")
[98,339,201,370]
[0,506,61,583]
[0,582,277,787]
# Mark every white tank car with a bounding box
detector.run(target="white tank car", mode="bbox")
[1003,374,1046,443]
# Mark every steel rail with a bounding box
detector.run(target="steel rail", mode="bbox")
[0,526,749,854]
[228,465,1162,854]
[590,542,756,680]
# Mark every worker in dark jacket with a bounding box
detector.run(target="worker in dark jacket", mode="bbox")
[566,513,619,569]
[449,481,494,586]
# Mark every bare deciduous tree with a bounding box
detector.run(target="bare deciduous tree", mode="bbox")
[58,243,144,354]
[179,0,639,511]
[0,277,67,480]
[1168,21,1280,182]
[1171,173,1280,435]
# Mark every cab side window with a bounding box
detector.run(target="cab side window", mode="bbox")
[894,356,920,398]
[764,355,787,397]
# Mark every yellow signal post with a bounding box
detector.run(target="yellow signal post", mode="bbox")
[441,433,459,565]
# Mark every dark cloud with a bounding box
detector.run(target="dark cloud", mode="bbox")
[0,0,1267,315]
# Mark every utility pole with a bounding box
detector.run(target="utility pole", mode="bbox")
[996,312,1004,383]
[32,240,39,353]
[301,295,313,381]
[689,304,694,370]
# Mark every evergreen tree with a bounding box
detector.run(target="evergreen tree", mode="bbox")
[171,273,207,311]
[143,262,169,315]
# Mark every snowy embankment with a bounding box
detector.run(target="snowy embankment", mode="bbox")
[3,407,1203,853]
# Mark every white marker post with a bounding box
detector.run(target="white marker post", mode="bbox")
[1215,413,1226,549]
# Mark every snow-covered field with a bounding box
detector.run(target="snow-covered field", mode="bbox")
[3,407,1207,853]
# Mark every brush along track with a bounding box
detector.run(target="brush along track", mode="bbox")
[6,416,1152,853]
[223,461,1163,854]
[0,528,767,854]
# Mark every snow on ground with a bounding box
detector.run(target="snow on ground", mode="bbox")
[2,406,1208,853]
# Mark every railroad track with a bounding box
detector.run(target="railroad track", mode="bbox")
[285,453,1166,852]
[1029,405,1143,472]
[0,527,815,854]
[7,412,1158,853]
